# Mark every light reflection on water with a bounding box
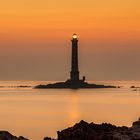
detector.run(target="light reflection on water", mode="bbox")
[0,81,140,140]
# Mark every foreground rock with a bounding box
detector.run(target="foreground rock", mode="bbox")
[44,118,140,140]
[0,131,28,140]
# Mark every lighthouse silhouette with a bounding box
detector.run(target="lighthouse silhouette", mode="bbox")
[70,34,85,83]
[35,34,115,89]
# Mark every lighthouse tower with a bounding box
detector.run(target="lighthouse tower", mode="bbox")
[70,34,86,84]
[70,34,79,82]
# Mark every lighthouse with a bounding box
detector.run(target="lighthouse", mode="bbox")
[69,34,85,84]
[70,34,80,82]
[35,34,116,89]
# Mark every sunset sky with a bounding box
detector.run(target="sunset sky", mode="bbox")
[0,0,140,80]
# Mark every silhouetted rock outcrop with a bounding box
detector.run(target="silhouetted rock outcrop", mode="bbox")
[44,118,140,140]
[35,80,117,89]
[131,86,140,88]
[0,131,28,140]
[44,137,55,140]
[17,85,31,88]
[2,119,140,140]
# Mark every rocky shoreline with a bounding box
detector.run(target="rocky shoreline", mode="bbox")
[44,118,140,140]
[2,118,140,140]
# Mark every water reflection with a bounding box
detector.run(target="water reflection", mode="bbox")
[0,81,140,140]
[68,94,80,125]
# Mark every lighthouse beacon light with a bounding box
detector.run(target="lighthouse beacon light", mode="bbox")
[73,34,77,39]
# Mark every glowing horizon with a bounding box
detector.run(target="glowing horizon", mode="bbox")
[0,0,140,80]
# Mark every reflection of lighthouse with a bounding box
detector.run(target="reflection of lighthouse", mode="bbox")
[70,34,79,82]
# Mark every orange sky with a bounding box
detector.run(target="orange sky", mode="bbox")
[0,0,140,80]
[1,0,140,41]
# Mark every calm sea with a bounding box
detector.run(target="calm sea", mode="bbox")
[0,80,140,140]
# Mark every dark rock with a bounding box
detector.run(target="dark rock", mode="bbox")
[132,118,140,128]
[18,136,28,140]
[17,85,31,88]
[44,137,55,140]
[132,89,138,91]
[131,86,140,88]
[44,118,140,140]
[34,80,117,89]
[131,86,136,88]
[0,131,28,140]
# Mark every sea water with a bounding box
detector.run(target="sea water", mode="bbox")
[0,81,140,140]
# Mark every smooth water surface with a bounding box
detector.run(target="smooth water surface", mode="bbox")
[0,81,140,140]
